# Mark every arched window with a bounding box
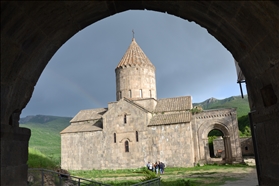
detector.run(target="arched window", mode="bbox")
[129,90,132,98]
[136,131,139,142]
[114,133,116,143]
[140,89,142,98]
[149,90,152,98]
[124,114,127,124]
[119,91,122,99]
[125,141,129,152]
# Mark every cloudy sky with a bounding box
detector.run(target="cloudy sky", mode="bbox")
[21,10,246,118]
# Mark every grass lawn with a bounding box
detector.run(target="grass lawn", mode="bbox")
[69,164,255,186]
[27,147,256,186]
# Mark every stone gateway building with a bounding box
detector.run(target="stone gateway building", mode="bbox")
[61,38,242,170]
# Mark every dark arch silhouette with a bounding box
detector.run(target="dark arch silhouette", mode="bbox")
[198,122,237,164]
[207,129,224,158]
[136,131,139,142]
[1,2,278,185]
[125,141,129,152]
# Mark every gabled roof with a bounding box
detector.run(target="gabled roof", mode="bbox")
[123,97,152,113]
[102,98,151,118]
[70,108,107,123]
[60,120,103,134]
[154,96,192,113]
[116,38,154,69]
[148,112,191,126]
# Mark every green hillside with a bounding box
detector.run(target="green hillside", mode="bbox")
[20,115,71,163]
[193,95,250,118]
[193,95,251,136]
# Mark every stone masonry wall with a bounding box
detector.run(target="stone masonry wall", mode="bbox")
[101,99,151,169]
[146,123,194,167]
[214,137,254,156]
[62,99,196,170]
[240,137,254,156]
[193,108,242,163]
[61,131,104,170]
[213,137,224,155]
[116,65,156,100]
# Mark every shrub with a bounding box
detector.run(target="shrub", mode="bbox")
[190,106,203,115]
[140,167,159,182]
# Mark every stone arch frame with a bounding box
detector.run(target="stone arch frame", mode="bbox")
[197,121,241,164]
[119,137,132,143]
[1,1,278,185]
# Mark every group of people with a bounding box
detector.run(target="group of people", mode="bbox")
[146,161,165,174]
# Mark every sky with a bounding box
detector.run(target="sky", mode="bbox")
[21,10,246,118]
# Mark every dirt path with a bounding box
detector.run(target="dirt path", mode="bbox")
[221,157,258,186]
[222,168,258,186]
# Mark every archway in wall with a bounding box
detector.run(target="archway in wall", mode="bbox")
[208,129,224,160]
[198,122,233,164]
[1,2,278,185]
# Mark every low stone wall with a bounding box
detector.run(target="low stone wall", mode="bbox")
[213,137,254,157]
[213,137,224,157]
[240,137,254,156]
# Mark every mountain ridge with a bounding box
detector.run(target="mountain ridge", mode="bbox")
[20,114,72,124]
[20,95,249,122]
[193,95,249,117]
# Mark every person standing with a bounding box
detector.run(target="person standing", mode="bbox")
[160,162,165,174]
[147,162,152,171]
[155,161,159,174]
[158,161,162,174]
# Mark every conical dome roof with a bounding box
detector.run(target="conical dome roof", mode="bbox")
[116,38,155,69]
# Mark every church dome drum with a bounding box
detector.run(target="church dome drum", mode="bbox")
[115,38,157,101]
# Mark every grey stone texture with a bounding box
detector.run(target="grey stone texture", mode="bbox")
[193,109,243,164]
[240,137,254,156]
[1,125,31,186]
[61,39,243,170]
[61,105,242,170]
[214,137,255,157]
[1,1,279,185]
[213,137,225,155]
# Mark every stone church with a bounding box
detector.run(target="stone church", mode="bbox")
[61,38,242,170]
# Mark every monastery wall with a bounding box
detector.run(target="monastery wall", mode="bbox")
[213,137,254,157]
[61,131,104,170]
[101,100,152,169]
[240,137,254,156]
[145,123,194,167]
